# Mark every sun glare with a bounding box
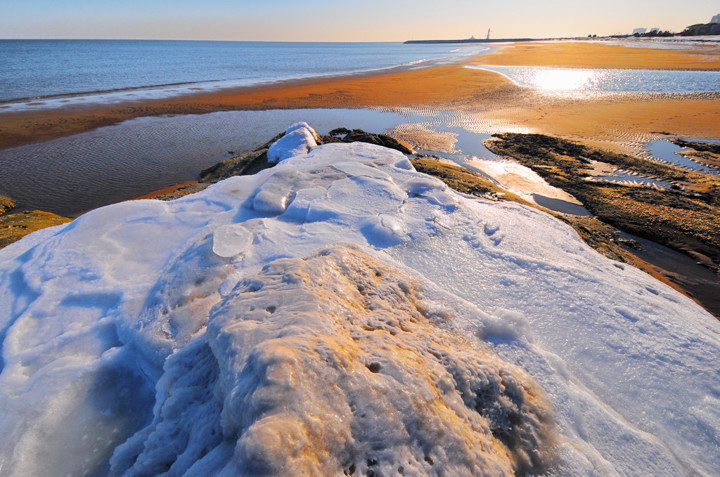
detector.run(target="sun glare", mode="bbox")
[529,68,598,91]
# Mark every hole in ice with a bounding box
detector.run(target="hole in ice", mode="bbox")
[265,305,276,314]
[242,280,264,293]
[424,455,434,465]
[366,362,382,373]
[367,458,378,466]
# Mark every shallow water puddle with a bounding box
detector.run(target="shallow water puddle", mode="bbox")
[585,168,673,189]
[646,139,720,174]
[468,65,720,95]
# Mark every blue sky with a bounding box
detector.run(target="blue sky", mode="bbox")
[1,1,717,41]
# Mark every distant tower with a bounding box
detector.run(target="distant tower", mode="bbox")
[486,28,491,40]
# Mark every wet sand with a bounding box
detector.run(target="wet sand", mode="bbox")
[471,41,720,70]
[1,41,719,153]
[0,66,516,150]
[484,94,720,149]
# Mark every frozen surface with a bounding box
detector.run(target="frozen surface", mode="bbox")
[267,122,319,163]
[0,132,719,476]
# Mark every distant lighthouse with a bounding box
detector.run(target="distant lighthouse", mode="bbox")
[486,28,491,40]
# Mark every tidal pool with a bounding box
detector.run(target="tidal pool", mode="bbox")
[469,65,720,95]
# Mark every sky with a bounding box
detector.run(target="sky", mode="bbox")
[1,0,717,41]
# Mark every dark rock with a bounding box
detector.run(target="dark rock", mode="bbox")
[199,149,270,183]
[200,127,414,184]
[328,127,351,137]
[199,132,289,183]
[671,139,720,155]
[322,128,414,155]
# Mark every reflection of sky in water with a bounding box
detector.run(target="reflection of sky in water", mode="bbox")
[588,171,672,189]
[646,139,719,174]
[469,65,720,94]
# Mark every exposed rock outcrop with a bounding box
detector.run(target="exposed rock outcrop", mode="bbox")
[0,210,71,249]
[0,195,14,216]
[322,127,415,154]
[200,127,413,184]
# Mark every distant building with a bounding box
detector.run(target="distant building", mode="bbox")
[632,27,647,35]
[712,13,720,24]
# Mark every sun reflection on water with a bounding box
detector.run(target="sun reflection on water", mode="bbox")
[467,65,720,96]
[528,69,600,91]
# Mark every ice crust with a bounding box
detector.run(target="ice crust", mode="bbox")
[0,133,719,476]
[110,246,554,476]
[266,122,319,163]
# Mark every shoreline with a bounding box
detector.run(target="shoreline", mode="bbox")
[0,64,516,150]
[2,41,720,152]
[0,48,489,114]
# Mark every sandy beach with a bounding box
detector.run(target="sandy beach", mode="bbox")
[472,41,720,70]
[1,41,719,154]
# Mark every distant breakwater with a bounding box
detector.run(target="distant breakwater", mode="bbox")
[404,38,540,44]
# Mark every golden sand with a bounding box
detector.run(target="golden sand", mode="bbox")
[484,94,720,146]
[471,41,720,70]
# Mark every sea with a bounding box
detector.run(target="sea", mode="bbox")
[0,40,490,111]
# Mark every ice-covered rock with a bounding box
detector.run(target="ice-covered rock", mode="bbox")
[110,246,555,476]
[0,128,719,476]
[266,122,319,163]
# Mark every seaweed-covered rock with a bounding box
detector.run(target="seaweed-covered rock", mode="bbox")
[200,126,414,184]
[199,149,270,183]
[0,210,71,249]
[0,195,14,216]
[323,128,414,155]
[671,139,720,155]
[199,132,288,183]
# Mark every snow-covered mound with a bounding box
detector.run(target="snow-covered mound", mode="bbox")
[111,246,555,476]
[0,125,719,476]
[267,122,319,163]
